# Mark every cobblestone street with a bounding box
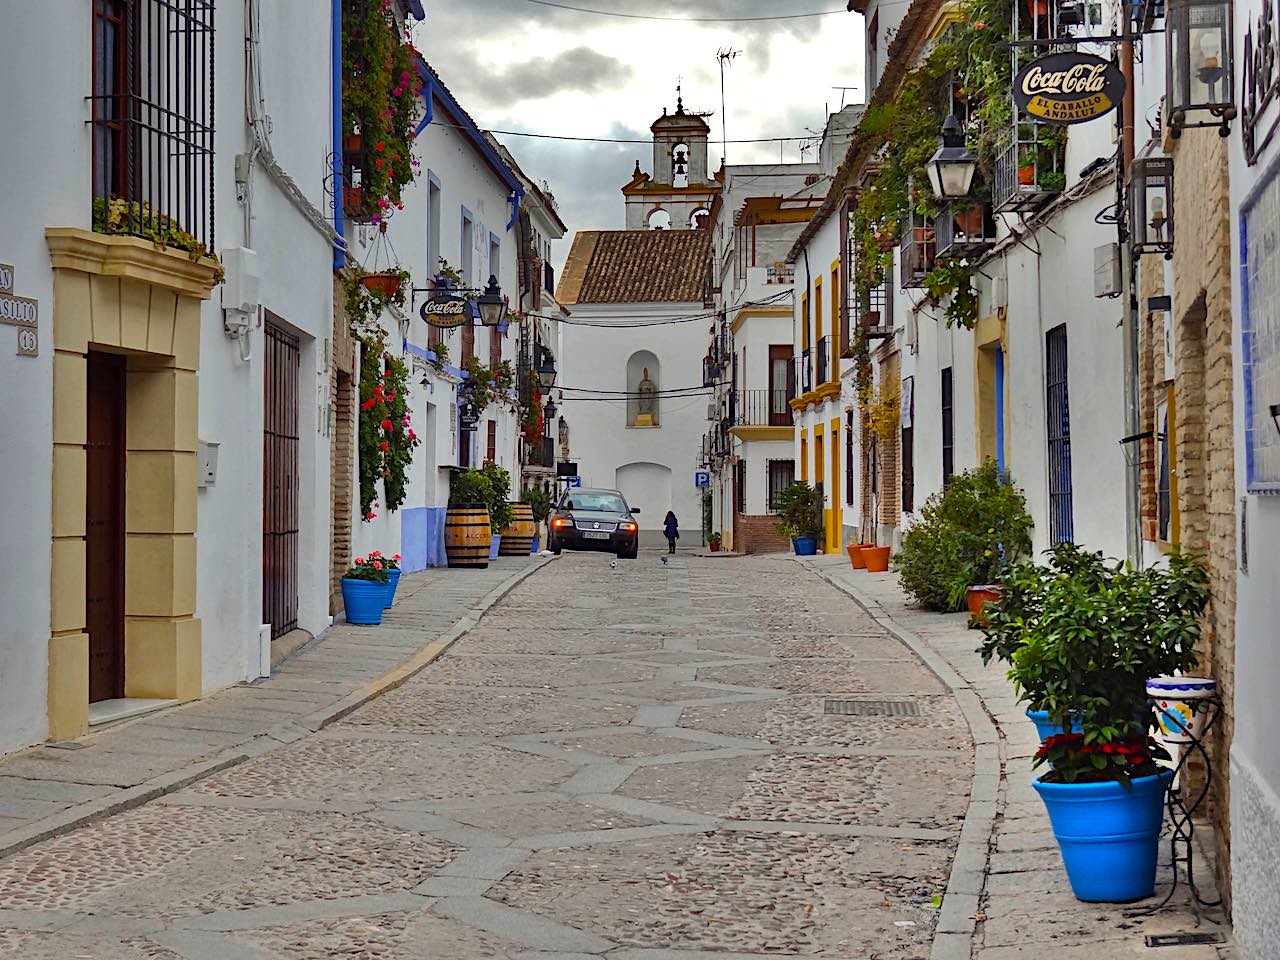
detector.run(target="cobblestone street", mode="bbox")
[0,553,972,959]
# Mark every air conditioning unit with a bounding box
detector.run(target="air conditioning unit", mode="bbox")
[1094,243,1122,298]
[706,401,718,420]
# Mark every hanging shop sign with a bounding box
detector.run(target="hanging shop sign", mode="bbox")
[0,262,38,357]
[1014,52,1125,125]
[421,289,472,329]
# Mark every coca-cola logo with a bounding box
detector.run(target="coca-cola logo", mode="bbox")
[420,293,471,328]
[1014,52,1125,125]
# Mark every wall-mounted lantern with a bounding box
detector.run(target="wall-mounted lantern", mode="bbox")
[1129,155,1175,258]
[1166,0,1236,136]
[536,350,557,389]
[476,275,505,327]
[544,397,558,422]
[926,115,979,200]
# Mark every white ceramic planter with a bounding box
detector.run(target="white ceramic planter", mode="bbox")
[1146,676,1217,745]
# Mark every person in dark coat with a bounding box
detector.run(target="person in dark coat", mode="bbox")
[663,511,679,554]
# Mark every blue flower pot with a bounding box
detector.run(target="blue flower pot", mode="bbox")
[490,535,501,560]
[341,578,385,626]
[381,568,402,609]
[1034,768,1173,902]
[1027,709,1082,742]
[531,536,541,554]
[792,536,818,556]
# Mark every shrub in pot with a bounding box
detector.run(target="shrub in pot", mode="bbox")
[446,471,495,568]
[523,484,553,553]
[982,544,1210,902]
[341,555,390,625]
[708,531,723,552]
[774,482,823,555]
[477,462,513,555]
[894,460,1033,612]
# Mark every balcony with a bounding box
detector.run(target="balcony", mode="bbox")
[815,335,836,386]
[794,350,813,396]
[936,202,997,259]
[900,216,936,289]
[994,124,1066,213]
[731,389,794,427]
[544,261,555,295]
[527,435,556,468]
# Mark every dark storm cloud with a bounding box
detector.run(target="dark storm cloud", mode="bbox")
[464,46,634,104]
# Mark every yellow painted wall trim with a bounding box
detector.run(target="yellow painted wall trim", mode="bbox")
[46,228,220,300]
[731,306,793,333]
[789,396,809,411]
[816,381,841,401]
[973,309,1007,348]
[730,425,794,441]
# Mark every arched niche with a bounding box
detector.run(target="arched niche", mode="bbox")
[627,350,660,427]
[672,142,690,187]
[647,208,672,230]
[689,207,711,229]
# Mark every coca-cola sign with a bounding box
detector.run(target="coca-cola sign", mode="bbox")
[1014,51,1125,125]
[420,291,471,329]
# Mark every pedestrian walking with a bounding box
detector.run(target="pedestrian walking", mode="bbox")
[663,510,679,554]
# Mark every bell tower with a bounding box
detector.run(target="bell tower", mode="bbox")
[622,85,721,230]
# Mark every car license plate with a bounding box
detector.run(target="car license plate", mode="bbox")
[582,531,610,540]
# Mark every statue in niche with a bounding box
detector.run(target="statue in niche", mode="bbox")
[635,367,658,427]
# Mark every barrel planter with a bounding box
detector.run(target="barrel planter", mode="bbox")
[341,578,385,625]
[500,502,536,556]
[1034,769,1174,902]
[445,504,492,568]
[792,536,818,556]
[381,568,402,609]
[862,545,891,572]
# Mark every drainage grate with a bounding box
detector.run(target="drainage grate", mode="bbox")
[1145,933,1225,948]
[824,699,920,717]
[44,741,89,751]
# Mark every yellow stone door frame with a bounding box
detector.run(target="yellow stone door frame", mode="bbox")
[46,228,219,740]
[828,416,841,551]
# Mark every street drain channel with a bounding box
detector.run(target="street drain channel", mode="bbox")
[823,699,920,717]
[1144,933,1225,947]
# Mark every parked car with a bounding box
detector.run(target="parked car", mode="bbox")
[548,488,640,559]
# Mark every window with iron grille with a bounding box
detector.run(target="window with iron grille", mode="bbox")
[901,426,914,513]
[486,420,497,464]
[941,367,954,485]
[1046,325,1074,543]
[91,0,216,251]
[767,460,795,512]
[735,459,747,514]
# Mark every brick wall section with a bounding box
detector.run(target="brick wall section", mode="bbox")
[1165,126,1238,908]
[735,513,791,554]
[1137,256,1166,543]
[330,276,359,615]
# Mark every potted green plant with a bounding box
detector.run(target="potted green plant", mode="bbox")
[523,485,553,553]
[478,462,513,559]
[341,555,390,625]
[774,482,823,555]
[894,460,1033,616]
[708,531,723,552]
[982,544,1210,903]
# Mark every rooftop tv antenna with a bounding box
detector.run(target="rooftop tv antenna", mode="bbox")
[716,48,741,164]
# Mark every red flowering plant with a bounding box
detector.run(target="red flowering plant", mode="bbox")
[358,341,420,520]
[346,555,389,583]
[980,543,1210,784]
[367,549,402,571]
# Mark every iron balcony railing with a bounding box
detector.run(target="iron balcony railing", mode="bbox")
[936,201,998,259]
[994,123,1065,213]
[731,388,795,427]
[544,261,555,294]
[90,0,216,252]
[900,216,936,289]
[527,435,556,467]
[815,335,836,386]
[794,350,813,395]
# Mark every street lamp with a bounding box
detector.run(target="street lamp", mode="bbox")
[926,115,978,200]
[476,275,505,327]
[1128,155,1175,259]
[1166,0,1235,137]
[536,351,557,389]
[544,397,558,421]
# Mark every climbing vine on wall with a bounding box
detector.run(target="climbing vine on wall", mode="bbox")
[358,342,419,520]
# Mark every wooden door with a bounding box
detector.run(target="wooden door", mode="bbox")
[263,321,300,639]
[86,352,126,702]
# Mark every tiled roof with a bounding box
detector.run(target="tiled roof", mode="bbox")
[556,229,711,305]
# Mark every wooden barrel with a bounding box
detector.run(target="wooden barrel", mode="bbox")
[445,505,492,568]
[500,502,536,556]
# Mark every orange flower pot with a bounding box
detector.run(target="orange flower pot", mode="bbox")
[1017,164,1036,187]
[862,545,891,572]
[966,584,1002,627]
[361,271,403,299]
[847,545,865,569]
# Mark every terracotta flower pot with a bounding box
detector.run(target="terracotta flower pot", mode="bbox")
[709,542,721,552]
[343,184,364,212]
[863,545,891,572]
[361,271,403,299]
[343,132,364,155]
[966,584,1002,626]
[847,544,866,569]
[954,206,984,236]
[1018,164,1036,187]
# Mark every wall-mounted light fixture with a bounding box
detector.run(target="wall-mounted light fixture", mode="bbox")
[926,115,979,200]
[1167,0,1236,137]
[1129,155,1175,259]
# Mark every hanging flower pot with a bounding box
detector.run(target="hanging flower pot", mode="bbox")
[344,185,365,213]
[361,271,403,299]
[1018,163,1036,187]
[343,132,364,155]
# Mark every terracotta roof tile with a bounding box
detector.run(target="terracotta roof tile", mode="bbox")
[557,229,711,305]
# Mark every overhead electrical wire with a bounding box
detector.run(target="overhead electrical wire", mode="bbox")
[514,0,848,21]
[525,290,794,328]
[427,119,814,145]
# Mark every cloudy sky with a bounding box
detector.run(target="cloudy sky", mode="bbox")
[414,0,865,264]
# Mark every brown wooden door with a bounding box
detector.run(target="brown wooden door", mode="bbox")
[263,321,300,639]
[768,345,792,426]
[86,352,126,703]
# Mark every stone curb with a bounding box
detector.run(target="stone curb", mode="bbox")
[798,557,999,960]
[0,556,556,863]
